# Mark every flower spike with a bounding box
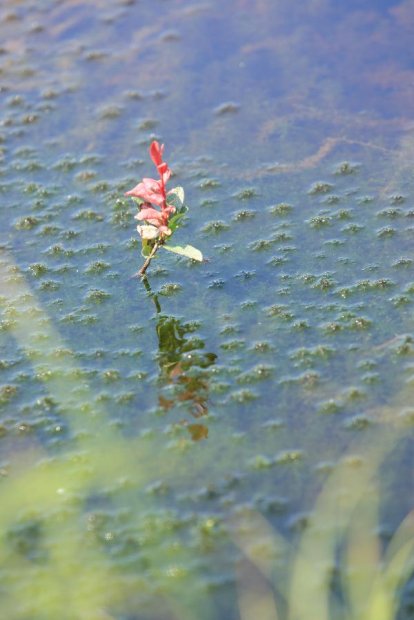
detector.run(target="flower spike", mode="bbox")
[124,141,203,276]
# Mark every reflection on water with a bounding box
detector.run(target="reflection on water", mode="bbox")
[142,276,217,441]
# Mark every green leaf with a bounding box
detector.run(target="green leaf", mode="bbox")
[168,205,188,233]
[131,196,145,207]
[141,239,155,257]
[163,244,203,262]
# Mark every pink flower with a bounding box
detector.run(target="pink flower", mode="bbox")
[126,141,176,239]
[150,142,171,185]
[135,207,164,226]
[134,206,172,237]
[149,141,164,166]
[125,178,165,206]
[158,162,171,186]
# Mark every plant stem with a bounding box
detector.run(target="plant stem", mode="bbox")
[137,241,160,277]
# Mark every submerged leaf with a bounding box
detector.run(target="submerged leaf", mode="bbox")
[163,244,203,262]
[188,424,208,441]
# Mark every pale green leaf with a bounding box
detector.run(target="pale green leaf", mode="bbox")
[137,224,159,240]
[163,244,203,262]
[168,186,185,206]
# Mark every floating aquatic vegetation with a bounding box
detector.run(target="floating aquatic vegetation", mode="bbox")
[124,141,203,276]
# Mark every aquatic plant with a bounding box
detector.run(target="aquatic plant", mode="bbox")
[125,141,203,275]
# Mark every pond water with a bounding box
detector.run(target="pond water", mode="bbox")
[1,0,414,618]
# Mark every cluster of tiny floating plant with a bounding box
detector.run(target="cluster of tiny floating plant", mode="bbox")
[124,141,203,276]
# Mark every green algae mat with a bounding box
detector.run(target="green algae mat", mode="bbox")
[1,0,414,618]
